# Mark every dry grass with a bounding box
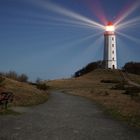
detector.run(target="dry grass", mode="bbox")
[47,69,140,127]
[127,73,140,84]
[1,78,48,107]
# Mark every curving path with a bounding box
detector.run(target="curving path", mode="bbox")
[0,91,140,140]
[120,70,140,87]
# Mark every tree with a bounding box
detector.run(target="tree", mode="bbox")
[0,71,29,82]
[36,78,41,84]
[74,61,103,77]
[18,74,28,82]
[5,71,18,80]
[123,62,140,75]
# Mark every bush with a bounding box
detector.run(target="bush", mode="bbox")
[123,62,140,75]
[36,78,41,84]
[101,79,120,83]
[112,82,126,90]
[36,83,49,91]
[123,87,140,96]
[18,74,28,82]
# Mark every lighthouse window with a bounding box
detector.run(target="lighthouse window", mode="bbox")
[112,44,114,47]
[112,51,114,54]
[112,38,114,41]
[112,57,114,60]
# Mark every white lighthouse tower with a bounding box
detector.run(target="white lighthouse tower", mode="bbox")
[104,22,117,69]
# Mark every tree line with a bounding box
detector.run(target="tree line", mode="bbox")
[123,62,140,75]
[0,71,49,91]
[0,71,28,83]
[74,61,103,77]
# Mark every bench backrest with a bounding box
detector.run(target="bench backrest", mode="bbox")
[0,92,14,102]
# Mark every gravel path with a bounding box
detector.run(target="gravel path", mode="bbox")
[0,91,140,140]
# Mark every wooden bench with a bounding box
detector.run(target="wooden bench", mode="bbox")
[0,92,14,109]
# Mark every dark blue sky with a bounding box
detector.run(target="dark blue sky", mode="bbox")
[0,0,140,81]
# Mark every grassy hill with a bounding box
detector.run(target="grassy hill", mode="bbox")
[0,77,48,107]
[47,69,140,127]
[47,69,125,91]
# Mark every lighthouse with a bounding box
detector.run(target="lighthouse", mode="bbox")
[104,22,117,69]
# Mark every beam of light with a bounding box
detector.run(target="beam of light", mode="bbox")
[28,15,101,30]
[6,13,97,31]
[8,0,104,31]
[53,32,103,53]
[86,0,107,25]
[117,38,133,68]
[114,0,140,26]
[116,16,140,30]
[5,15,99,32]
[9,10,98,30]
[117,37,140,68]
[43,33,103,71]
[43,16,101,30]
[69,32,102,45]
[57,32,102,51]
[83,36,103,57]
[37,1,104,30]
[43,32,102,58]
[2,1,102,31]
[63,36,103,72]
[117,31,140,45]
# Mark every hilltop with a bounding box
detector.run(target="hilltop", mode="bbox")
[47,69,140,127]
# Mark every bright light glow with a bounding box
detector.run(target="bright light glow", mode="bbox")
[37,1,104,30]
[105,25,115,32]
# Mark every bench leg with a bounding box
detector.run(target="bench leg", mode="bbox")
[5,101,8,110]
[0,104,2,109]
[0,103,4,109]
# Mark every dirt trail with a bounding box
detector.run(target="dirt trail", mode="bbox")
[120,71,140,87]
[0,92,140,140]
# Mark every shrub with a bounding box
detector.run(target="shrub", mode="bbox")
[123,62,140,75]
[36,78,41,84]
[112,82,126,90]
[123,87,140,96]
[101,79,120,83]
[36,83,49,91]
[18,74,28,82]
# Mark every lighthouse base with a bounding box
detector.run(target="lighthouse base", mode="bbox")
[104,60,117,69]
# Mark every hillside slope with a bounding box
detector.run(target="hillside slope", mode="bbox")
[47,69,140,127]
[47,69,123,90]
[0,77,48,107]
